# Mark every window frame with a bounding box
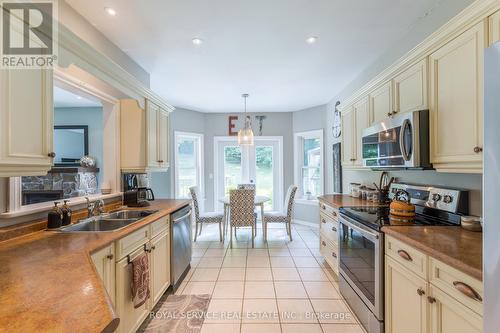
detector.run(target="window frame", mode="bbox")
[293,129,324,201]
[174,131,205,201]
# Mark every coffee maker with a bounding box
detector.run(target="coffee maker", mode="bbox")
[123,173,155,207]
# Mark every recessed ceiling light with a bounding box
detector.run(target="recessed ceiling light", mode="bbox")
[306,36,318,44]
[105,7,117,16]
[192,38,203,46]
[76,96,82,100]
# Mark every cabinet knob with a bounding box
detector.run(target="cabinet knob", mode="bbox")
[332,226,337,232]
[332,252,337,258]
[350,158,356,162]
[106,254,114,260]
[321,241,327,246]
[322,219,326,224]
[427,296,436,304]
[387,112,393,117]
[473,146,483,153]
[48,152,56,158]
[151,245,156,250]
[417,288,425,296]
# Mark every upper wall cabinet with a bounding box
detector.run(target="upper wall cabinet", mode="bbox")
[369,81,393,124]
[393,59,428,115]
[121,99,170,173]
[0,69,54,177]
[341,98,370,169]
[490,10,500,45]
[429,21,486,173]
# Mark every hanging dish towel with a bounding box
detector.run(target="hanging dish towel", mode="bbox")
[131,252,151,308]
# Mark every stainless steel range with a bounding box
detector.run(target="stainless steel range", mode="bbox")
[337,183,468,333]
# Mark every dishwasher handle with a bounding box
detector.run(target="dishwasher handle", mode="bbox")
[172,209,192,224]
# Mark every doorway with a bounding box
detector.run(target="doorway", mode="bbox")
[214,136,283,211]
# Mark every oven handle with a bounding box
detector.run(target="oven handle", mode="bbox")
[339,214,379,240]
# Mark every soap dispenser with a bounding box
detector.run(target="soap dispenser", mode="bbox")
[47,202,63,229]
[61,200,72,226]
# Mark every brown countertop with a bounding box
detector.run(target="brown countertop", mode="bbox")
[318,194,383,208]
[383,226,482,281]
[0,199,191,333]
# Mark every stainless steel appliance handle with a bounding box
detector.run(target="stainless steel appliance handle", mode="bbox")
[400,119,411,161]
[339,214,379,240]
[173,211,192,223]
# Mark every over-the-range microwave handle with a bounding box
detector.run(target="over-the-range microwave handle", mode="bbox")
[400,118,412,162]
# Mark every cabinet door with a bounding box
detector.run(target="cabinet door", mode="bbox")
[91,245,116,305]
[0,69,54,176]
[394,59,428,115]
[489,10,500,45]
[158,109,170,169]
[385,256,428,333]
[146,100,160,169]
[341,108,355,166]
[429,21,486,172]
[150,232,171,306]
[115,247,149,333]
[369,81,393,124]
[429,285,482,333]
[353,97,370,166]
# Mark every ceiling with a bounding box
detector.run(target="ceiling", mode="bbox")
[54,86,102,108]
[66,0,443,113]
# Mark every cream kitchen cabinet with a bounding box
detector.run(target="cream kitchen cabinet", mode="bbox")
[393,59,428,115]
[91,244,116,305]
[369,81,393,124]
[489,10,500,45]
[341,105,355,167]
[385,256,428,333]
[385,235,483,333]
[429,21,486,173]
[341,98,369,169]
[115,245,150,333]
[353,97,370,167]
[0,69,54,176]
[149,231,171,305]
[120,99,171,173]
[319,200,339,275]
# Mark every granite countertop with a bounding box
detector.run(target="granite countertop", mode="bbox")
[0,199,191,333]
[383,226,482,281]
[318,194,384,208]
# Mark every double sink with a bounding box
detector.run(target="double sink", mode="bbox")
[59,210,158,232]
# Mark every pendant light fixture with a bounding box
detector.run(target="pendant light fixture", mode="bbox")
[238,93,254,146]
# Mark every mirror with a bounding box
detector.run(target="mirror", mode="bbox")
[53,125,89,166]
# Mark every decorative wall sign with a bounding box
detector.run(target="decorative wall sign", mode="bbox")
[332,101,341,138]
[255,115,267,136]
[228,116,238,136]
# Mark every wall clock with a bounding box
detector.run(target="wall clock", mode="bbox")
[332,101,341,138]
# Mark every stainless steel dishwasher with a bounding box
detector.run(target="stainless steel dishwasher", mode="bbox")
[170,205,192,290]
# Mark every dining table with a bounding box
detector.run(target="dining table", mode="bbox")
[218,195,270,240]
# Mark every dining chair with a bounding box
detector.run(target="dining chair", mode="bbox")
[262,185,298,242]
[229,188,257,248]
[189,186,224,242]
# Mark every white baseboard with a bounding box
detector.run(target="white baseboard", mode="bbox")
[292,219,318,228]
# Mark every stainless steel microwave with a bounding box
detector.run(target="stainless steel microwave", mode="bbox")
[361,110,431,169]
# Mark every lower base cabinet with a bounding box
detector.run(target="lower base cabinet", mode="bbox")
[150,231,171,305]
[115,246,150,333]
[384,235,483,333]
[91,245,116,305]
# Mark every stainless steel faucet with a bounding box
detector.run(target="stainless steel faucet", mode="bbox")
[86,197,105,218]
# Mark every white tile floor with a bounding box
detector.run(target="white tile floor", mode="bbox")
[175,222,366,333]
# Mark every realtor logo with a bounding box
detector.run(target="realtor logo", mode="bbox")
[1,0,58,68]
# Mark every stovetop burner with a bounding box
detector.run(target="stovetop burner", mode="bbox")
[339,205,460,231]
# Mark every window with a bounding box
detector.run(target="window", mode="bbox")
[294,130,324,200]
[174,132,204,200]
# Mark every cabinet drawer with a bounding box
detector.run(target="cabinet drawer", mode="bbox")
[116,226,149,260]
[150,216,170,238]
[319,202,339,220]
[320,213,339,244]
[320,235,339,274]
[385,235,428,279]
[429,257,483,316]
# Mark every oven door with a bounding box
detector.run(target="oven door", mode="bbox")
[338,214,384,321]
[362,111,420,168]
